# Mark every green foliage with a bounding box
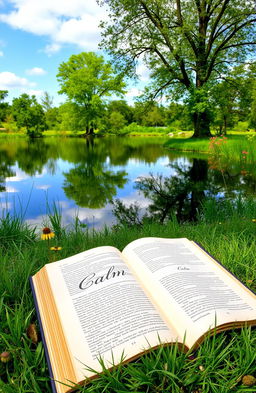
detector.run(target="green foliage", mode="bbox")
[119,123,169,135]
[249,81,256,130]
[99,0,256,137]
[0,211,256,392]
[108,111,127,133]
[12,94,46,137]
[40,92,60,130]
[2,114,19,133]
[0,212,36,251]
[57,52,126,134]
[58,102,87,132]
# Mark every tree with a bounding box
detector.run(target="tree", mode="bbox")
[108,111,127,133]
[211,63,256,133]
[250,83,256,131]
[143,106,165,127]
[12,94,46,137]
[107,100,134,124]
[0,90,10,123]
[57,52,126,135]
[41,91,60,130]
[99,0,256,137]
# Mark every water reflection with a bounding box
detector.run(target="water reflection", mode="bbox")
[135,158,210,223]
[63,138,127,208]
[0,136,255,227]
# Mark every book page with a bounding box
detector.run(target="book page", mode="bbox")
[122,238,256,347]
[45,246,179,385]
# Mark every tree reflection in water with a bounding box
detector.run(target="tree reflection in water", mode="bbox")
[63,137,128,208]
[137,158,210,223]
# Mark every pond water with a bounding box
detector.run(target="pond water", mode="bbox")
[0,136,255,228]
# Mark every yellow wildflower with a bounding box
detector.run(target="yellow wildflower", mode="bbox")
[252,219,256,223]
[0,351,11,363]
[41,227,55,240]
[50,246,62,251]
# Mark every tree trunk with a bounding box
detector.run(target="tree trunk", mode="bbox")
[86,125,95,135]
[192,111,212,138]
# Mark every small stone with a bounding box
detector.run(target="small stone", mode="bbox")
[242,375,256,386]
[26,323,39,344]
[199,365,205,371]
[0,351,11,363]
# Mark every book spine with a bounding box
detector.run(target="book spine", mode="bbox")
[29,276,58,393]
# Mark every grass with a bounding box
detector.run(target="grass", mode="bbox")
[164,132,256,153]
[0,202,256,393]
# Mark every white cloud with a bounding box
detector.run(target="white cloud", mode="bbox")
[125,87,143,102]
[136,63,150,82]
[0,0,107,52]
[6,171,28,182]
[23,89,44,98]
[26,67,46,75]
[0,71,35,89]
[5,186,19,193]
[0,51,3,56]
[0,201,12,210]
[44,43,61,55]
[35,184,51,190]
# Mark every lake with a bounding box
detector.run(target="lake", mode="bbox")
[0,136,255,229]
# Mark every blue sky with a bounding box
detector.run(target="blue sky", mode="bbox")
[0,0,149,106]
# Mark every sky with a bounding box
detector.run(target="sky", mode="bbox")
[0,0,149,106]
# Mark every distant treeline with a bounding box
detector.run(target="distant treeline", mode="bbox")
[0,61,255,137]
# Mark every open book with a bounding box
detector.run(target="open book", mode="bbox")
[30,237,256,393]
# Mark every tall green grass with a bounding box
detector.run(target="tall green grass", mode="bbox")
[0,206,255,392]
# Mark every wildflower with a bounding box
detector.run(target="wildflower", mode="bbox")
[41,227,55,240]
[242,150,248,154]
[242,375,256,386]
[0,351,11,363]
[50,246,62,251]
[252,219,256,223]
[26,323,38,344]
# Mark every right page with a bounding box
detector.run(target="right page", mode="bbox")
[122,237,256,348]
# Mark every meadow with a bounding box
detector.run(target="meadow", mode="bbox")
[0,198,256,393]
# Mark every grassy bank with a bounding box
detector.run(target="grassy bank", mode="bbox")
[0,207,256,392]
[164,132,256,153]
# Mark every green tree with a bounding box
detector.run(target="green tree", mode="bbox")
[250,82,256,130]
[12,94,46,137]
[41,91,60,130]
[143,106,165,127]
[107,100,134,123]
[0,90,10,123]
[108,111,127,133]
[57,52,126,135]
[99,0,256,137]
[211,63,256,133]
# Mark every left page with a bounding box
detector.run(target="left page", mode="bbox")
[36,246,180,392]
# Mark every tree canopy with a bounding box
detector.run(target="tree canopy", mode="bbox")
[12,94,46,137]
[99,0,256,137]
[57,52,126,135]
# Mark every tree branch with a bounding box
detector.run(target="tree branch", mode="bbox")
[205,18,256,81]
[139,0,191,87]
[220,42,256,51]
[206,0,230,56]
[176,0,198,56]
